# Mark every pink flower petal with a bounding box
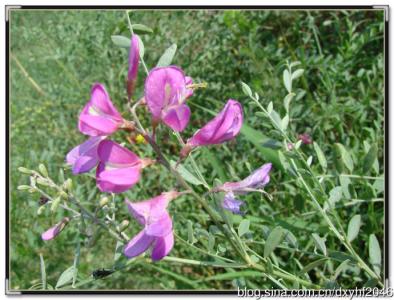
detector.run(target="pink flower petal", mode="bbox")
[145,66,187,120]
[218,163,272,193]
[41,218,69,241]
[97,140,140,165]
[66,136,105,174]
[89,83,122,120]
[78,83,123,136]
[188,99,243,147]
[123,230,155,258]
[145,212,172,237]
[128,35,140,82]
[96,163,141,193]
[126,193,175,226]
[162,104,191,132]
[151,231,174,261]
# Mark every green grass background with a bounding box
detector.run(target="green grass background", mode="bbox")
[10,9,384,290]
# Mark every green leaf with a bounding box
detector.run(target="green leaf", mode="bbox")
[332,259,350,280]
[156,43,177,67]
[298,258,327,275]
[238,219,250,237]
[113,241,123,262]
[369,234,381,276]
[313,142,327,171]
[283,93,295,113]
[312,233,327,256]
[208,234,215,252]
[334,143,354,173]
[111,35,131,48]
[291,69,304,80]
[39,254,47,290]
[267,101,273,114]
[241,82,252,97]
[135,35,145,59]
[270,110,282,131]
[131,23,153,34]
[327,186,342,208]
[363,143,378,173]
[283,69,292,93]
[170,160,203,186]
[264,226,284,258]
[281,115,289,131]
[203,271,261,282]
[240,124,282,170]
[72,237,80,288]
[347,215,361,242]
[55,266,75,289]
[187,220,196,244]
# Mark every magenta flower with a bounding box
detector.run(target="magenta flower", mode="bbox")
[222,192,245,215]
[298,133,312,145]
[145,66,192,132]
[215,163,272,194]
[127,35,140,99]
[79,83,124,136]
[41,217,70,241]
[96,140,151,193]
[124,191,180,261]
[181,100,243,156]
[66,136,105,175]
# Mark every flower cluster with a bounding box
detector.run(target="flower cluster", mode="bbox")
[41,33,272,262]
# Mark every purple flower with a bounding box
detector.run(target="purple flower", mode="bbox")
[41,217,70,241]
[66,136,105,175]
[298,133,312,145]
[127,35,140,99]
[124,191,180,261]
[96,140,151,193]
[145,66,192,132]
[215,163,272,194]
[181,100,243,156]
[222,192,245,215]
[79,83,124,136]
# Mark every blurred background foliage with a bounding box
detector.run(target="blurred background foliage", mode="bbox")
[10,9,384,290]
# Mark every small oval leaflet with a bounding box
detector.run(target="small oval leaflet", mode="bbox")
[264,226,284,258]
[157,43,177,67]
[238,219,250,237]
[111,35,131,48]
[312,233,327,256]
[347,214,361,242]
[368,234,381,276]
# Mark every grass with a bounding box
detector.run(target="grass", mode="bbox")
[9,9,384,291]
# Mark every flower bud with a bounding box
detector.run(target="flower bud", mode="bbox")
[51,197,61,213]
[38,164,48,177]
[17,185,30,190]
[63,178,73,191]
[37,206,46,215]
[99,196,110,207]
[119,220,129,232]
[18,167,33,175]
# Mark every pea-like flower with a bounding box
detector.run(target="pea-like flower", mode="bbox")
[41,217,70,241]
[127,34,140,99]
[298,133,312,145]
[66,136,105,175]
[215,163,272,194]
[181,99,243,156]
[124,191,180,261]
[96,140,152,193]
[79,83,125,136]
[222,192,245,215]
[145,66,192,132]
